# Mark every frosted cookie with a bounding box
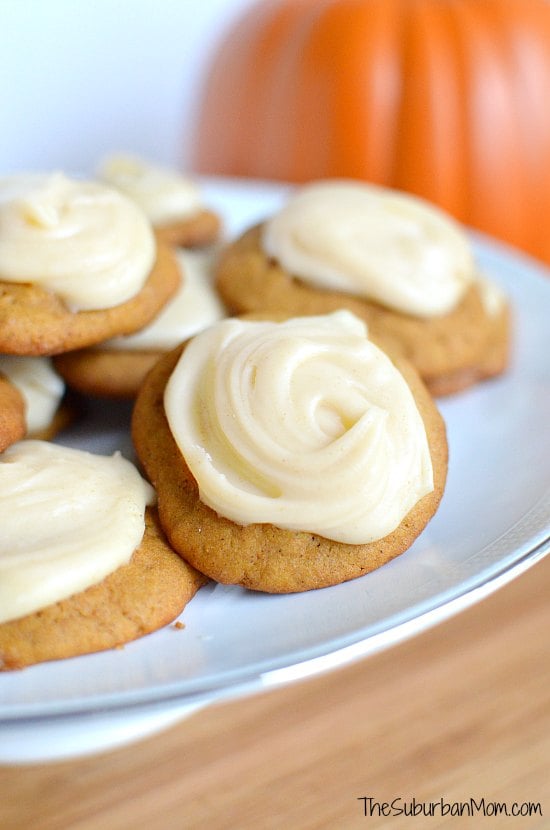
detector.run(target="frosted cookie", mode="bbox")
[215,180,511,396]
[98,154,221,248]
[0,441,206,670]
[0,355,70,439]
[0,173,180,355]
[54,248,227,399]
[132,312,448,593]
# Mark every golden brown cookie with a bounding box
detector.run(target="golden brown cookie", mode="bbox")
[132,340,448,594]
[54,349,163,400]
[0,373,26,452]
[0,507,206,670]
[96,154,222,249]
[54,247,227,399]
[154,209,221,249]
[215,224,511,396]
[0,239,181,356]
[0,355,74,441]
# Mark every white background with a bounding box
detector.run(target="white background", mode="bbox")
[1,0,259,175]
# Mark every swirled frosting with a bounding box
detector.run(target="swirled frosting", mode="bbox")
[0,356,65,434]
[0,441,155,624]
[262,181,475,317]
[0,172,156,311]
[102,249,226,351]
[98,154,203,225]
[164,312,434,544]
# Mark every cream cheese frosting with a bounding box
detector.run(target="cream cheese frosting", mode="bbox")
[0,441,155,624]
[0,356,65,434]
[262,181,475,318]
[101,249,226,351]
[98,154,203,225]
[477,273,506,317]
[164,311,434,544]
[0,172,156,311]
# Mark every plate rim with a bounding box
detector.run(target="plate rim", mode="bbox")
[2,528,548,728]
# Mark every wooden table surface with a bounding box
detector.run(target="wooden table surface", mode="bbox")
[2,554,548,830]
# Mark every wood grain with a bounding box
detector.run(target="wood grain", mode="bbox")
[1,555,549,830]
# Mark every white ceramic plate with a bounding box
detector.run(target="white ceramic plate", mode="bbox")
[1,178,549,763]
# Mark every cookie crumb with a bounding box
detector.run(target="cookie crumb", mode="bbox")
[173,621,185,630]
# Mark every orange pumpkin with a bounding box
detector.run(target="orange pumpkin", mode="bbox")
[193,0,550,264]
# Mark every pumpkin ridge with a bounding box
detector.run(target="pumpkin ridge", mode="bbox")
[393,1,467,220]
[497,1,550,261]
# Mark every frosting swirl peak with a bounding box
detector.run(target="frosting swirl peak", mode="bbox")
[164,312,434,544]
[0,172,156,311]
[262,180,475,317]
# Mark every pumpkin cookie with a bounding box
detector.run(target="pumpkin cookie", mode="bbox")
[0,355,71,440]
[132,312,448,593]
[0,373,25,452]
[54,248,226,399]
[0,441,206,670]
[0,173,181,355]
[98,154,221,248]
[215,181,511,396]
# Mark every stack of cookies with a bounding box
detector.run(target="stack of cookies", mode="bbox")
[0,167,512,670]
[54,155,227,398]
[0,162,221,669]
